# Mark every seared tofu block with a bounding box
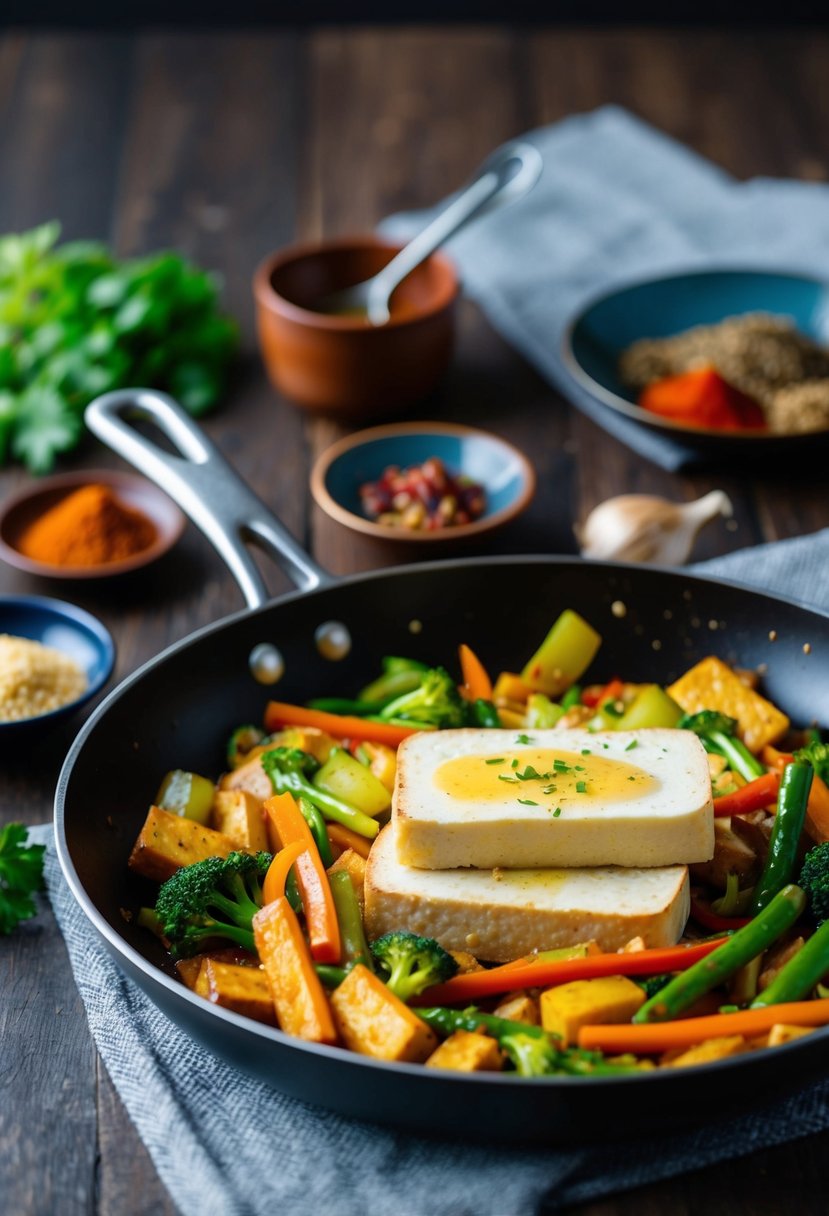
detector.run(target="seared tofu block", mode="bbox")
[425,1031,503,1072]
[330,964,437,1063]
[393,728,713,870]
[540,976,645,1046]
[128,806,238,882]
[366,826,690,962]
[212,789,269,851]
[668,657,788,753]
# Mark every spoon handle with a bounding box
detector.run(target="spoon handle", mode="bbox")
[368,140,542,324]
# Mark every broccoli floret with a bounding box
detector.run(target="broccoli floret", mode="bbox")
[378,667,465,729]
[795,739,829,785]
[499,1030,560,1077]
[637,973,674,1001]
[799,842,829,926]
[678,710,765,783]
[154,850,272,958]
[370,931,459,1001]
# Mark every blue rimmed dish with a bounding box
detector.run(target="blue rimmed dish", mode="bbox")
[562,267,829,448]
[310,421,536,542]
[0,595,115,737]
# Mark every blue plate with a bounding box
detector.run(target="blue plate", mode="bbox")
[563,268,829,445]
[310,421,535,542]
[0,596,115,737]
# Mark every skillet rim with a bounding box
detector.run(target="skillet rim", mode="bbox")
[53,552,829,1093]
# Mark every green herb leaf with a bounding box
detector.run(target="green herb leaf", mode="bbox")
[517,798,539,806]
[485,758,505,765]
[625,740,639,751]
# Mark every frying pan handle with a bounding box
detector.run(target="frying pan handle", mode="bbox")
[85,389,333,608]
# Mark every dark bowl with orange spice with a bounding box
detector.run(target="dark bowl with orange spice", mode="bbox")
[252,236,459,416]
[0,470,186,580]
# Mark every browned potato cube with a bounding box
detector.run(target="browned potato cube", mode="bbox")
[492,993,539,1025]
[426,1030,503,1072]
[205,960,277,1026]
[212,789,269,851]
[662,1035,747,1068]
[128,806,238,882]
[330,964,437,1063]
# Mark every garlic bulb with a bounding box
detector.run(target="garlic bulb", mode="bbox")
[577,490,733,566]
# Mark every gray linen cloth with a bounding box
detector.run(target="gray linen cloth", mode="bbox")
[380,106,829,471]
[31,527,829,1216]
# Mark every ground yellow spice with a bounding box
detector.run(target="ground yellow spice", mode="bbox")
[0,634,87,721]
[18,484,156,567]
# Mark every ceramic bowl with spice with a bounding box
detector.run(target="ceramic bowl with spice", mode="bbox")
[0,470,186,579]
[310,421,536,543]
[0,595,115,738]
[253,237,459,416]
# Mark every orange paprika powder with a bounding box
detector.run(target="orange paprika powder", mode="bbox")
[19,483,157,567]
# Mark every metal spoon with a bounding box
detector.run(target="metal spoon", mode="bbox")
[317,139,543,326]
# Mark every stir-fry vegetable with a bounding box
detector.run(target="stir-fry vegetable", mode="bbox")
[130,607,829,1079]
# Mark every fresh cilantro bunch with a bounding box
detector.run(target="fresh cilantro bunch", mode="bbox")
[0,823,45,935]
[0,222,238,472]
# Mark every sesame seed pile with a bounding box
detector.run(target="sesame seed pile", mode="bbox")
[0,634,87,722]
[619,314,829,434]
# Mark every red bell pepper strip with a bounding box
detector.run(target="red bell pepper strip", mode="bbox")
[713,771,780,817]
[264,701,418,747]
[581,677,623,709]
[413,938,729,1005]
[690,897,752,932]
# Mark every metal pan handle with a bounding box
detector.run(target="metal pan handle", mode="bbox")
[85,389,332,609]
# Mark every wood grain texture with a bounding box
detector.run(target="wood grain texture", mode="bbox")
[0,25,828,1216]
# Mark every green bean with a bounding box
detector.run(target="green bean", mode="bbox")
[634,884,807,1023]
[297,796,333,867]
[329,870,373,971]
[751,763,814,914]
[751,919,829,1007]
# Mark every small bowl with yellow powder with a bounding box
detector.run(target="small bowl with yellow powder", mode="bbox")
[0,471,185,579]
[0,595,115,737]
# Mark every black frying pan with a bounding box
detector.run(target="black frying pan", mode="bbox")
[55,390,829,1146]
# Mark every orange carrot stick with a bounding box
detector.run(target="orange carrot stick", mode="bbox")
[578,999,829,1054]
[253,896,338,1044]
[326,822,373,860]
[264,793,341,964]
[265,701,419,747]
[458,643,493,702]
[415,939,729,1005]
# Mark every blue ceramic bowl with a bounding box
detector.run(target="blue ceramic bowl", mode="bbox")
[310,421,535,542]
[562,268,829,444]
[0,596,115,737]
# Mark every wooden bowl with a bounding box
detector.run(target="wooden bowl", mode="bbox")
[0,470,186,580]
[310,421,536,544]
[252,236,459,416]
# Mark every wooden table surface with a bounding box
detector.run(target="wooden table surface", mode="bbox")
[1,26,828,1216]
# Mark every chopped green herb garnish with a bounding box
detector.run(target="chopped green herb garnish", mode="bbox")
[627,775,636,782]
[553,807,562,817]
[574,765,585,772]
[576,780,587,794]
[542,785,557,795]
[518,798,539,806]
[553,759,571,772]
[516,765,544,781]
[625,740,639,752]
[511,758,519,769]
[485,758,505,765]
[498,775,519,784]
[515,734,534,745]
[581,748,591,755]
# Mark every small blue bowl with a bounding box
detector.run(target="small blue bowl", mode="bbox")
[562,267,829,445]
[0,596,115,737]
[310,421,536,543]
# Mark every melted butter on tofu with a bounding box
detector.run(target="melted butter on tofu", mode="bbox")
[434,747,658,810]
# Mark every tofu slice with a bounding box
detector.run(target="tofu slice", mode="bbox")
[365,825,690,962]
[393,728,713,870]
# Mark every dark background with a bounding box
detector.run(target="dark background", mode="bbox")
[5,2,827,26]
